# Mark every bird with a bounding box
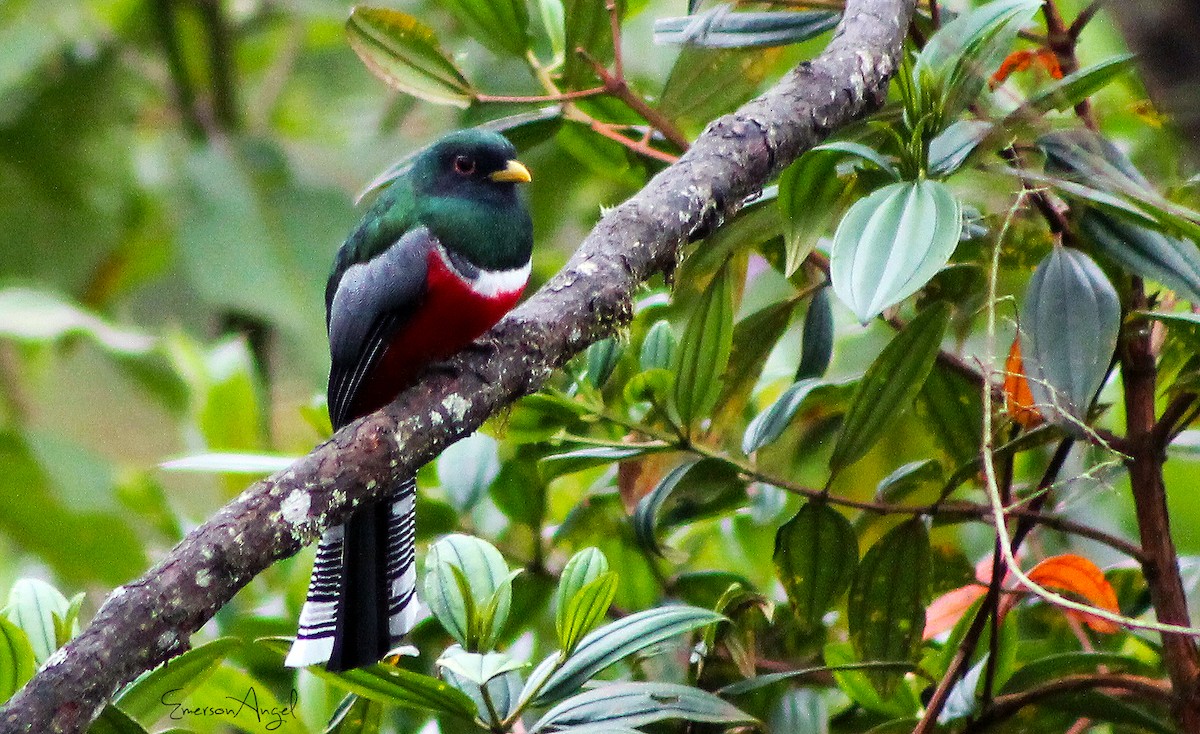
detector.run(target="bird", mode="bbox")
[285,129,533,671]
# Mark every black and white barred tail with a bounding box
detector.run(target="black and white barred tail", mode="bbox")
[286,477,420,671]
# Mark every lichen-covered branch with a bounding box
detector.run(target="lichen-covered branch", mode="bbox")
[0,1,914,731]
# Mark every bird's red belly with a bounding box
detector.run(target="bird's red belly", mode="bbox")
[350,249,525,419]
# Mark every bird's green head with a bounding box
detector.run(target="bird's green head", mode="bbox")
[410,129,533,271]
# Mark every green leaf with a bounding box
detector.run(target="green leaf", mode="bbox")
[559,573,619,655]
[114,638,241,725]
[6,578,69,665]
[346,7,474,107]
[796,287,835,381]
[874,459,944,504]
[1020,247,1120,428]
[830,303,951,473]
[1043,691,1174,734]
[438,0,530,56]
[720,660,917,696]
[928,119,993,177]
[639,320,676,371]
[673,264,735,429]
[585,337,622,388]
[536,0,566,62]
[258,638,477,719]
[774,501,858,633]
[1024,53,1135,114]
[436,647,525,686]
[915,0,1041,118]
[529,606,724,705]
[742,378,822,454]
[830,180,963,322]
[1000,652,1157,695]
[658,47,784,137]
[0,616,35,704]
[1080,209,1200,303]
[847,519,930,696]
[633,459,745,556]
[714,298,797,427]
[824,642,920,717]
[540,445,665,480]
[555,548,611,647]
[940,653,987,723]
[87,705,150,734]
[653,7,838,48]
[917,366,984,467]
[438,433,501,513]
[779,151,849,274]
[813,141,901,181]
[324,695,383,734]
[423,535,513,650]
[0,288,155,355]
[561,0,620,86]
[529,682,756,733]
[159,452,297,475]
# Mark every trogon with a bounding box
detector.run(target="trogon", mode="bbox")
[285,129,533,671]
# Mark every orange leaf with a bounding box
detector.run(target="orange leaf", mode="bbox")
[1025,554,1120,633]
[924,584,987,639]
[1033,48,1064,80]
[1004,338,1043,429]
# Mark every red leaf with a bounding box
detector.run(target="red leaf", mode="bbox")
[1025,554,1120,633]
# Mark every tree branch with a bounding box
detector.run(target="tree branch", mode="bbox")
[0,1,915,731]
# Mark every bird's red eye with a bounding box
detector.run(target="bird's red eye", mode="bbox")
[453,155,476,175]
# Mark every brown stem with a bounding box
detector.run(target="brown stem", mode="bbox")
[1121,278,1200,730]
[589,121,680,163]
[579,50,692,151]
[971,673,1172,732]
[1067,0,1104,40]
[1041,0,1097,129]
[475,86,606,104]
[913,438,1075,734]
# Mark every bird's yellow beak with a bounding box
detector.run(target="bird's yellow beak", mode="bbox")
[490,159,532,183]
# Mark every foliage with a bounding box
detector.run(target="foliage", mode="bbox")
[3,0,1200,732]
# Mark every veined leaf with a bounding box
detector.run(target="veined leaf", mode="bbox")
[1026,554,1120,633]
[823,641,920,717]
[0,616,35,704]
[929,119,993,177]
[915,0,1041,118]
[562,0,620,86]
[529,682,756,733]
[847,519,930,696]
[1079,209,1200,303]
[436,647,525,686]
[536,0,565,62]
[555,548,612,650]
[257,638,476,719]
[423,535,514,650]
[774,501,858,633]
[1024,53,1135,114]
[558,573,619,655]
[633,459,745,556]
[830,180,963,322]
[673,265,735,430]
[653,6,838,48]
[640,320,676,371]
[438,433,500,513]
[778,150,849,274]
[813,141,901,181]
[540,445,667,480]
[529,606,724,704]
[439,0,529,56]
[1020,247,1120,428]
[742,378,822,454]
[830,303,951,473]
[114,638,240,725]
[6,579,69,665]
[796,287,834,380]
[346,7,474,107]
[585,338,622,388]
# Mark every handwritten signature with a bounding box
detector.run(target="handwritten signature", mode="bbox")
[161,686,299,731]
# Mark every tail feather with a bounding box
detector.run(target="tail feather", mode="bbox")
[286,477,420,671]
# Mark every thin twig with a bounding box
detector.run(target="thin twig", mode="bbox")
[578,50,691,151]
[476,87,606,104]
[1067,0,1104,40]
[970,673,1171,731]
